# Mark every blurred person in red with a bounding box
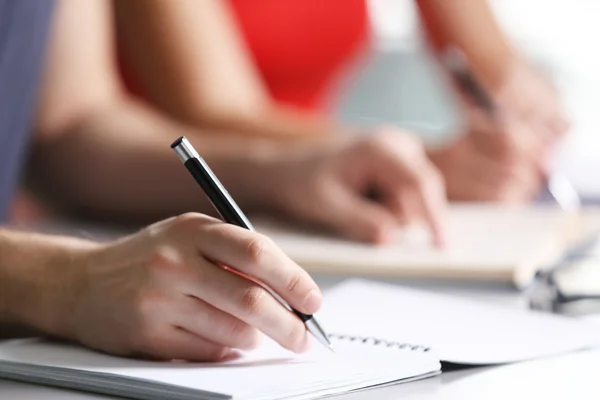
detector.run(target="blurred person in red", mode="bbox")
[10,1,452,245]
[114,0,568,205]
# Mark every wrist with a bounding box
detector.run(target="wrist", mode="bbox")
[0,231,101,339]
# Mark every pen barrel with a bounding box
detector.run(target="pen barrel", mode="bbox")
[184,158,254,230]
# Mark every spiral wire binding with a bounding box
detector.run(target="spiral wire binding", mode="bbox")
[328,333,431,353]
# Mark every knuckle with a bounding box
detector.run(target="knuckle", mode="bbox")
[240,286,267,317]
[145,246,185,277]
[173,212,202,226]
[149,245,180,268]
[169,212,219,233]
[285,273,302,295]
[226,319,257,348]
[245,235,273,266]
[143,219,171,239]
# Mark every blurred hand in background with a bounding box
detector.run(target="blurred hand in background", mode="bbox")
[418,0,569,203]
[429,109,547,203]
[429,55,568,203]
[269,129,447,246]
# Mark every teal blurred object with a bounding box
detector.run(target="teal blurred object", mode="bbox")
[333,47,461,144]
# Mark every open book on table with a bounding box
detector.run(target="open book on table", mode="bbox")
[255,204,600,287]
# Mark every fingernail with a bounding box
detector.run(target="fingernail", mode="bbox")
[303,289,322,314]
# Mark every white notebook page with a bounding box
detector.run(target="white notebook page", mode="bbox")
[317,279,600,365]
[0,335,439,400]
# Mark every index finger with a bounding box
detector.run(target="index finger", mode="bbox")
[377,147,448,247]
[194,223,323,316]
[412,166,448,248]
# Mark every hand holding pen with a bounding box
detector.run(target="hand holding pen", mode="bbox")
[440,47,580,210]
[172,136,333,351]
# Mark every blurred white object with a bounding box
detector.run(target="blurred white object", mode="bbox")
[366,0,418,50]
[548,172,582,212]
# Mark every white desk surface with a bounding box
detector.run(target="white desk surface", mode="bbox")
[2,274,600,400]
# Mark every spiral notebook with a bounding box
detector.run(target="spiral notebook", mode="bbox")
[0,334,440,400]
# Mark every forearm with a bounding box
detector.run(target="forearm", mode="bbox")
[28,97,318,224]
[114,0,346,141]
[0,229,97,339]
[416,0,516,88]
[189,102,348,141]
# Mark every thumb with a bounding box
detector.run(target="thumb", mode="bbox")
[318,184,397,244]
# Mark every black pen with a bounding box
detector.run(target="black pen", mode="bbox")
[171,136,333,351]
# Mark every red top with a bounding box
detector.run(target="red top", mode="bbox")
[227,0,371,111]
